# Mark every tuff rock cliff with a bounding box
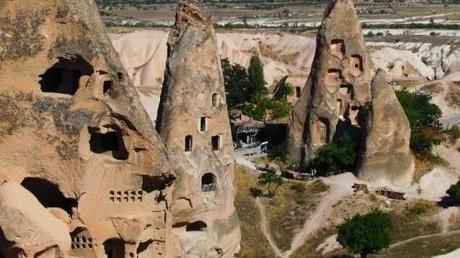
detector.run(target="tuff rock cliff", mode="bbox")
[156,0,241,257]
[287,0,414,186]
[360,70,415,186]
[0,0,177,257]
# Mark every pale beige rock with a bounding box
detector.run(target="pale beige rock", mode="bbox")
[156,0,240,257]
[359,70,414,186]
[0,182,71,258]
[287,0,414,186]
[288,0,372,162]
[0,0,176,257]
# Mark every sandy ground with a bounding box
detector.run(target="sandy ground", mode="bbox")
[282,173,356,257]
[255,197,284,257]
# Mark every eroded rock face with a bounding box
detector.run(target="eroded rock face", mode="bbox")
[156,0,241,257]
[360,70,414,186]
[0,0,175,257]
[287,0,414,186]
[288,0,371,162]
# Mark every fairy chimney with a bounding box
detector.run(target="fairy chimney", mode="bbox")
[0,0,175,257]
[156,0,241,257]
[287,0,414,186]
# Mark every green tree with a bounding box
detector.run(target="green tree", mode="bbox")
[410,132,441,158]
[448,183,460,203]
[258,169,283,198]
[337,209,392,258]
[308,133,358,176]
[396,90,442,128]
[248,55,267,100]
[270,100,291,120]
[273,78,294,101]
[221,58,250,108]
[396,90,443,159]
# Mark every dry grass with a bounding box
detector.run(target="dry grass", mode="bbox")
[261,180,329,251]
[389,199,442,242]
[414,157,434,183]
[448,212,460,231]
[446,84,460,109]
[370,232,460,258]
[396,80,424,89]
[291,227,339,258]
[234,165,275,258]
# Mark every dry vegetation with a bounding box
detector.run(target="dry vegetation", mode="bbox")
[413,156,435,183]
[446,84,460,109]
[397,80,424,89]
[389,199,442,242]
[261,180,329,251]
[234,165,275,258]
[370,232,460,258]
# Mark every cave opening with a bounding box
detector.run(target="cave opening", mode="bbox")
[103,239,125,258]
[186,221,207,232]
[201,173,216,192]
[39,55,94,95]
[21,177,77,215]
[89,127,129,160]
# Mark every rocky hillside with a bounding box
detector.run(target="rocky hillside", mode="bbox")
[110,30,459,122]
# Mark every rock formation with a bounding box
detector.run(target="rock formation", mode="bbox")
[156,0,241,257]
[360,70,414,186]
[288,0,372,161]
[287,0,414,186]
[0,0,176,257]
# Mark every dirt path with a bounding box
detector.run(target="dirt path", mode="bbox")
[281,174,354,257]
[389,229,460,249]
[255,197,283,257]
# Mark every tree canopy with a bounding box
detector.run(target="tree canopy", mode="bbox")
[337,209,392,258]
[258,169,283,197]
[396,90,442,128]
[396,90,443,159]
[307,133,358,176]
[248,55,267,100]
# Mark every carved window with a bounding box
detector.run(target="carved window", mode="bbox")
[296,87,301,98]
[202,173,217,192]
[186,221,207,232]
[211,135,221,151]
[350,55,364,76]
[89,127,129,160]
[200,117,207,132]
[185,135,193,152]
[212,93,220,107]
[330,39,345,58]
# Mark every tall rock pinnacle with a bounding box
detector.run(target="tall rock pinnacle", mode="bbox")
[156,0,241,257]
[287,0,414,186]
[360,70,414,186]
[288,0,371,162]
[0,0,175,257]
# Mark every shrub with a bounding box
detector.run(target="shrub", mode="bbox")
[337,209,392,258]
[410,131,440,158]
[267,143,288,162]
[307,133,358,176]
[258,169,283,198]
[448,183,460,203]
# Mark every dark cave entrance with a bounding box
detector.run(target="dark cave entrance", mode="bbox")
[21,177,77,215]
[186,221,207,232]
[39,55,94,95]
[103,239,125,258]
[89,127,129,160]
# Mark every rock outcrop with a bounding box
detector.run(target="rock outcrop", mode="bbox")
[287,0,414,186]
[0,0,176,257]
[359,70,414,186]
[156,0,241,257]
[288,0,372,161]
